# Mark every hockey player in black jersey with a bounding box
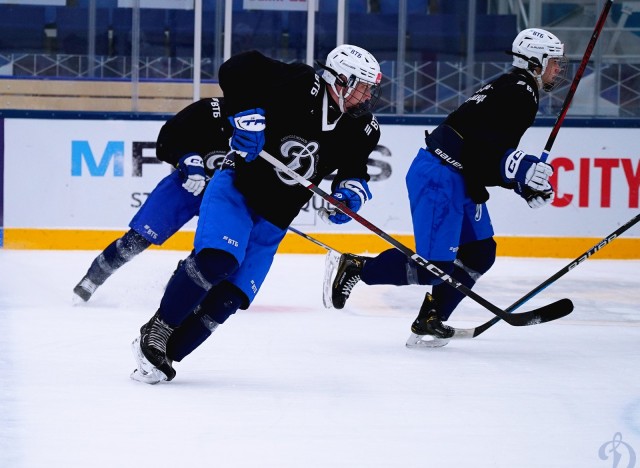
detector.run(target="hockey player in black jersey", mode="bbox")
[131,44,382,383]
[72,97,232,302]
[327,28,567,347]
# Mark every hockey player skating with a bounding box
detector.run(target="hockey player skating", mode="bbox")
[72,97,231,302]
[326,28,567,348]
[131,44,383,384]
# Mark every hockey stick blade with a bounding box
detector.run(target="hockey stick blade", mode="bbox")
[505,298,573,326]
[450,298,573,339]
[260,150,573,327]
[451,212,640,339]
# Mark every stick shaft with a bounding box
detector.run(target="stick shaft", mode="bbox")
[541,0,613,161]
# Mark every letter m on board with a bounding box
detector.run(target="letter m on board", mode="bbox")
[71,141,125,176]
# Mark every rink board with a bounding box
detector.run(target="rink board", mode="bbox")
[0,113,639,257]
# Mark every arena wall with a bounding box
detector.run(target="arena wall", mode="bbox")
[1,112,638,258]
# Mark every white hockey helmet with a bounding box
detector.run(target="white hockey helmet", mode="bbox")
[511,28,566,90]
[319,44,382,117]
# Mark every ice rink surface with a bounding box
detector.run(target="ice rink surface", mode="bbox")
[0,249,639,468]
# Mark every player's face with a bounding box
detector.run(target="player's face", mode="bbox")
[542,57,563,87]
[343,81,373,110]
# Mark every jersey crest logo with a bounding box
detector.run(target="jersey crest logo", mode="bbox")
[277,139,319,186]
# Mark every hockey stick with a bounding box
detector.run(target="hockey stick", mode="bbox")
[540,0,613,162]
[287,226,339,252]
[286,226,343,308]
[451,212,640,339]
[260,150,573,326]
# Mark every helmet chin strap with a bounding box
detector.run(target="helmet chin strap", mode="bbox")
[527,68,544,90]
[329,82,348,113]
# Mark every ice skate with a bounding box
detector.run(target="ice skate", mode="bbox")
[406,293,454,348]
[130,336,169,384]
[331,253,366,310]
[322,250,342,308]
[132,312,176,382]
[72,256,111,303]
[72,277,98,303]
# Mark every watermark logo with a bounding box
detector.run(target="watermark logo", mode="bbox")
[599,432,636,468]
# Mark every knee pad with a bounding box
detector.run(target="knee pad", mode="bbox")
[456,237,497,277]
[185,248,239,290]
[431,238,496,322]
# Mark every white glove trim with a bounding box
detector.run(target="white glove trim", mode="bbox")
[524,163,553,191]
[336,179,371,207]
[232,113,266,131]
[503,150,526,180]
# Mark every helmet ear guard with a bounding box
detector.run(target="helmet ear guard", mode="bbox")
[316,61,348,88]
[506,50,543,73]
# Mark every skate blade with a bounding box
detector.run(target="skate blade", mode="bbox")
[131,336,171,383]
[130,368,165,385]
[405,332,450,349]
[72,287,91,305]
[322,250,341,309]
[71,293,86,306]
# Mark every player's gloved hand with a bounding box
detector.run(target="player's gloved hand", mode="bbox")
[516,184,555,209]
[501,149,554,191]
[228,108,266,162]
[178,153,206,196]
[318,178,372,225]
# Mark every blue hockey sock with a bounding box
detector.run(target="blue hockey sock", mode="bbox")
[432,238,496,320]
[166,281,245,362]
[86,229,151,284]
[360,248,454,286]
[158,249,239,327]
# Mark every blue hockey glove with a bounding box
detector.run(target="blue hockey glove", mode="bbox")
[178,153,206,196]
[501,149,554,192]
[228,108,266,162]
[515,184,555,209]
[318,178,372,225]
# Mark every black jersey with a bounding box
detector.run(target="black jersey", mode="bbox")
[440,68,539,201]
[156,97,233,177]
[218,50,380,229]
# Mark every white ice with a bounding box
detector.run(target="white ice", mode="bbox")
[1,249,639,468]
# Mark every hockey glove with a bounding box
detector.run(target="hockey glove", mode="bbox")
[318,178,372,225]
[516,184,555,209]
[228,108,266,162]
[501,149,554,192]
[178,153,206,196]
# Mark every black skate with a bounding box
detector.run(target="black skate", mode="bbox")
[72,254,111,303]
[73,277,98,302]
[406,293,454,348]
[331,254,366,310]
[131,311,176,382]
